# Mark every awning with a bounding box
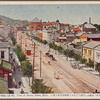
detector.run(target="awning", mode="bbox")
[59,37,67,39]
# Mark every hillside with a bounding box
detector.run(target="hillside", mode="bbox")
[0,15,30,26]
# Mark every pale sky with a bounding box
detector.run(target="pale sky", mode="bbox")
[0,4,100,25]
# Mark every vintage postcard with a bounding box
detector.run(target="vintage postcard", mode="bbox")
[0,1,100,99]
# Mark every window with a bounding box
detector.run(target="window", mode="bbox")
[88,50,92,56]
[96,52,100,59]
[84,49,87,55]
[1,51,4,59]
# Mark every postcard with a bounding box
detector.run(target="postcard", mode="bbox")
[0,1,100,99]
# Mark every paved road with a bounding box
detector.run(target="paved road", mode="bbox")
[26,37,100,93]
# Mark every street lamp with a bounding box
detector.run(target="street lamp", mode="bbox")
[40,51,42,77]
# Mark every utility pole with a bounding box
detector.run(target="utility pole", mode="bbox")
[66,35,68,61]
[40,51,42,77]
[21,34,22,49]
[32,41,35,93]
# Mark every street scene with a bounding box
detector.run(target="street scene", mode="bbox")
[0,3,100,94]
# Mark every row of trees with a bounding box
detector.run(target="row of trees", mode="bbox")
[93,24,100,31]
[9,33,16,45]
[32,36,100,73]
[48,43,95,69]
[33,36,47,45]
[15,46,53,93]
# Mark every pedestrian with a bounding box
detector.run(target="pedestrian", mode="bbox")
[95,89,97,93]
[20,88,24,94]
[18,81,21,87]
[48,61,50,64]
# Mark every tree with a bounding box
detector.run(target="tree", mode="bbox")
[67,50,74,58]
[95,63,100,76]
[9,33,16,45]
[87,58,94,68]
[80,58,87,64]
[21,60,32,85]
[73,54,81,61]
[18,51,26,61]
[16,46,26,61]
[30,79,53,93]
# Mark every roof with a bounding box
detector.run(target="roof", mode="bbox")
[94,45,100,51]
[1,60,12,72]
[0,41,10,48]
[0,77,8,94]
[0,29,8,38]
[67,34,75,37]
[76,32,86,37]
[42,22,55,26]
[83,40,100,49]
[72,28,81,32]
[60,23,69,26]
[84,24,96,28]
[16,27,23,31]
[86,34,100,38]
[59,37,67,39]
[31,17,41,23]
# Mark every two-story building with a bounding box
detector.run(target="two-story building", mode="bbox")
[82,40,100,61]
[94,45,100,64]
[30,17,42,31]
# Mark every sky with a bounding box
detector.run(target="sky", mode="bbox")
[0,4,100,25]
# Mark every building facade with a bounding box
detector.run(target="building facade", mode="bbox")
[82,40,100,61]
[94,45,100,64]
[30,17,42,31]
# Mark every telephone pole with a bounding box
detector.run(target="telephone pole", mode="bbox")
[40,51,42,77]
[32,42,35,93]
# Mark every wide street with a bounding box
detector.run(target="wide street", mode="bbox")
[26,36,100,93]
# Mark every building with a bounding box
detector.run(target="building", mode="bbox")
[0,60,12,81]
[94,45,100,64]
[55,20,60,30]
[74,32,87,42]
[74,32,100,43]
[42,22,55,30]
[83,23,97,33]
[0,41,10,62]
[30,17,42,31]
[38,30,52,41]
[72,28,81,33]
[82,40,100,61]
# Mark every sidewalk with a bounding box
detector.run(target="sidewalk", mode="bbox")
[12,66,32,94]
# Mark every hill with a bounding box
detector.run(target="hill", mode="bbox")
[0,15,30,26]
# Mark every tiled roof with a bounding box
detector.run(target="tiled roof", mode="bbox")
[83,40,100,49]
[0,41,10,48]
[0,77,8,94]
[60,23,68,26]
[42,22,55,26]
[67,34,75,37]
[72,28,81,32]
[84,24,96,28]
[76,32,86,37]
[31,17,41,22]
[86,34,100,38]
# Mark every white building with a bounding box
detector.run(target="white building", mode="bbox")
[0,41,10,62]
[94,45,100,64]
